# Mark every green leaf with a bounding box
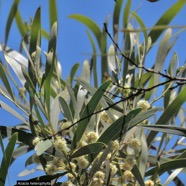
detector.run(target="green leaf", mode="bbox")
[76,77,122,116]
[59,96,73,123]
[98,107,161,144]
[29,7,41,86]
[5,0,20,46]
[164,52,178,108]
[29,7,41,55]
[148,0,186,46]
[69,14,102,47]
[50,94,61,130]
[72,80,111,149]
[71,142,105,158]
[70,63,80,85]
[89,143,112,178]
[21,65,36,93]
[49,0,58,29]
[145,159,186,177]
[87,30,98,88]
[0,62,14,101]
[154,28,172,95]
[132,165,145,186]
[113,0,123,39]
[147,86,186,146]
[98,108,141,144]
[123,0,131,29]
[131,11,148,52]
[35,140,53,156]
[140,125,186,137]
[0,133,18,185]
[15,10,27,38]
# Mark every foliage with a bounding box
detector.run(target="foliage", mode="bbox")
[0,0,186,185]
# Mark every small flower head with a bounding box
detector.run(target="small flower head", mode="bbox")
[86,131,98,143]
[100,111,113,124]
[126,156,136,167]
[91,171,105,185]
[76,156,89,169]
[137,99,150,111]
[53,158,65,168]
[121,161,133,171]
[62,182,75,186]
[110,163,118,177]
[128,138,142,150]
[123,170,134,182]
[145,180,154,186]
[32,136,42,146]
[77,140,88,148]
[54,136,68,152]
[69,162,77,171]
[67,173,76,182]
[45,163,57,175]
[111,140,120,151]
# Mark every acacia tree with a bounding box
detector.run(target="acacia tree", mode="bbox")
[1,0,186,185]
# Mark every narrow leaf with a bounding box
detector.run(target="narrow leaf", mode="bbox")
[5,0,20,46]
[0,62,14,101]
[69,14,102,47]
[49,0,58,28]
[145,159,186,177]
[147,86,186,146]
[148,0,186,46]
[0,100,28,125]
[140,125,186,137]
[72,80,111,149]
[71,142,105,158]
[0,133,17,185]
[59,97,73,123]
[4,53,26,85]
[15,10,27,37]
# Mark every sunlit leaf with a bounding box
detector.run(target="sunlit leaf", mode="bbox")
[35,140,53,156]
[72,80,111,149]
[4,53,26,85]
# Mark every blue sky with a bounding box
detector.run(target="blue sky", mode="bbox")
[0,0,186,185]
